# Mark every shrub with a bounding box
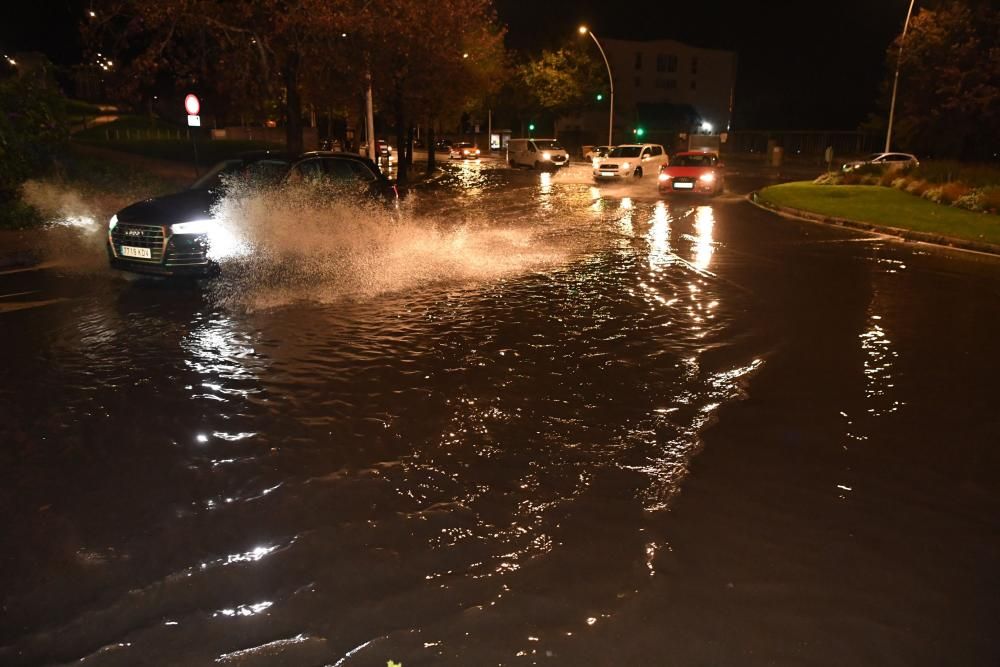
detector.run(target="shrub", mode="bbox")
[911,161,1000,188]
[841,172,863,185]
[0,71,69,204]
[906,179,930,195]
[860,174,881,185]
[939,182,971,204]
[980,186,1000,214]
[953,191,985,213]
[891,177,909,190]
[922,187,944,203]
[813,172,842,185]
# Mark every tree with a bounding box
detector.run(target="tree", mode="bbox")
[85,0,351,153]
[515,45,603,127]
[887,0,1000,158]
[356,0,506,180]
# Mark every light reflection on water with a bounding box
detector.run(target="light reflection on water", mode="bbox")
[1,162,767,665]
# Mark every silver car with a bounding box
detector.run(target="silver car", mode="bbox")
[841,152,919,172]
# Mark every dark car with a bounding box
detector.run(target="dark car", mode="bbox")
[106,151,397,277]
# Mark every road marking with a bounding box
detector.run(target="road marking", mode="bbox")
[0,260,64,275]
[0,291,40,299]
[0,298,69,314]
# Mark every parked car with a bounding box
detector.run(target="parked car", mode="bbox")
[449,142,481,159]
[593,144,668,180]
[584,145,613,161]
[360,139,393,158]
[106,151,397,278]
[434,139,453,152]
[841,152,919,172]
[507,138,570,170]
[320,138,343,151]
[657,151,725,195]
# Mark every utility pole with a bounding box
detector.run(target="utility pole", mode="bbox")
[365,70,376,162]
[885,0,916,152]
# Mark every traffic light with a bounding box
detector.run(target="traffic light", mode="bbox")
[528,123,535,132]
[596,93,604,102]
[633,127,645,138]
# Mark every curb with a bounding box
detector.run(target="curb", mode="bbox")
[747,191,1000,257]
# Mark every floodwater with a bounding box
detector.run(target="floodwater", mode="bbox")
[1,160,999,666]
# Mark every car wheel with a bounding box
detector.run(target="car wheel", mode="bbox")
[633,167,643,178]
[534,161,541,170]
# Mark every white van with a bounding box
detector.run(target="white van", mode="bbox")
[507,138,570,170]
[593,144,669,180]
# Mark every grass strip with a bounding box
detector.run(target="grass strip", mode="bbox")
[758,182,1000,246]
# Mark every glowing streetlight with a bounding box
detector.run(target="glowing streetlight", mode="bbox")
[885,0,916,152]
[579,25,615,146]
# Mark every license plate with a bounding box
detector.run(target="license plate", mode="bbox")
[121,246,152,259]
[600,171,616,177]
[673,182,694,189]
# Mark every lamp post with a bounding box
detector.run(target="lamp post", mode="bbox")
[885,0,916,152]
[579,26,614,146]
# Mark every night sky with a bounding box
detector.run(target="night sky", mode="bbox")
[1,0,909,130]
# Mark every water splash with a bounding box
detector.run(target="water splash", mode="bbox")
[205,184,577,310]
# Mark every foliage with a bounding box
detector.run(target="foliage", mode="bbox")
[516,45,603,121]
[811,161,1000,214]
[0,71,69,203]
[910,161,1000,188]
[888,0,1000,158]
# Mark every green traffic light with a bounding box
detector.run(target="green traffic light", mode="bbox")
[596,93,603,101]
[635,127,645,137]
[529,123,535,131]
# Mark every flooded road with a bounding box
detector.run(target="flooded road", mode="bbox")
[2,161,999,665]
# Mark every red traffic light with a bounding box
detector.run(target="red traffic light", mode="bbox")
[184,94,200,116]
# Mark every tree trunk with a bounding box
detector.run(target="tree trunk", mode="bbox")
[406,125,415,169]
[426,123,436,172]
[395,94,408,183]
[283,52,303,154]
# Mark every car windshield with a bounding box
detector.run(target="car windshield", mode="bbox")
[671,154,717,167]
[609,146,643,158]
[860,153,884,162]
[454,142,474,148]
[533,140,563,150]
[191,158,290,191]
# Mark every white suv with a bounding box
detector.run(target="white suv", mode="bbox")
[593,144,668,180]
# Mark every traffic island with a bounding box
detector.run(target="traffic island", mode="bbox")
[751,182,1000,255]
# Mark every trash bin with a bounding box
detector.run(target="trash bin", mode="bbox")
[771,146,784,167]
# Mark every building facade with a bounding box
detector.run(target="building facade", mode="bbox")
[558,38,737,148]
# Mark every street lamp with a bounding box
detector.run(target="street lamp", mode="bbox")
[579,25,614,146]
[885,0,916,152]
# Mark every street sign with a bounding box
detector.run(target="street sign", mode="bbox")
[184,94,200,116]
[187,115,201,127]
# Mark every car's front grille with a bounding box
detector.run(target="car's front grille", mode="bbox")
[600,164,618,170]
[111,224,165,262]
[165,249,209,267]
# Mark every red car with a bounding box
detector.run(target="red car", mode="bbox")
[658,151,725,195]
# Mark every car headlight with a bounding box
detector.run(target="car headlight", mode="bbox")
[542,151,551,160]
[658,172,670,181]
[699,172,715,183]
[171,219,214,235]
[622,162,631,170]
[474,149,480,155]
[108,214,118,230]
